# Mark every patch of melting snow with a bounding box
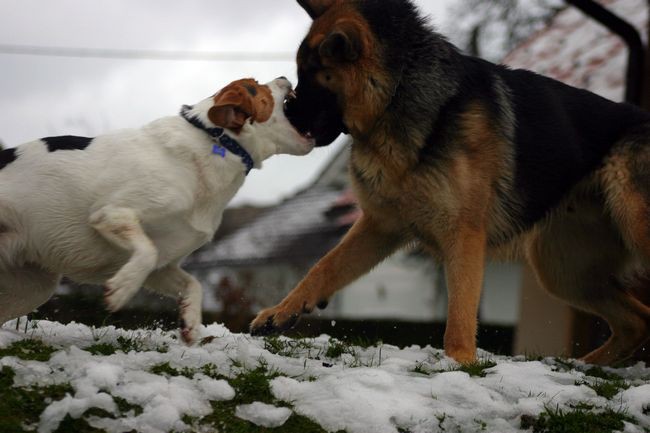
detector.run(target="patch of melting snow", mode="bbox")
[235,402,292,427]
[0,319,648,433]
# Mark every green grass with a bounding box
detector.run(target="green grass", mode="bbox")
[141,359,338,432]
[50,398,145,432]
[324,339,356,359]
[0,339,58,362]
[520,406,634,433]
[53,414,107,433]
[0,366,73,432]
[410,358,498,377]
[583,366,624,382]
[410,361,430,375]
[263,336,316,358]
[454,360,497,378]
[85,335,168,356]
[193,363,343,433]
[0,364,147,433]
[575,367,629,400]
[577,378,630,400]
[552,358,576,372]
[84,342,117,356]
[149,362,196,379]
[113,396,144,416]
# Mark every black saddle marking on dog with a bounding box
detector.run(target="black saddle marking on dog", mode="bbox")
[42,135,93,152]
[0,148,17,170]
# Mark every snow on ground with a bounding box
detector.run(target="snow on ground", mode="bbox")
[1,319,649,433]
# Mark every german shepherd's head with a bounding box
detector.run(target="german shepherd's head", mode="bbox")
[287,0,441,147]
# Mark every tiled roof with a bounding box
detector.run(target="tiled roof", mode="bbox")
[504,0,648,102]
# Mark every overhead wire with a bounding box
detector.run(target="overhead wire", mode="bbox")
[0,44,295,62]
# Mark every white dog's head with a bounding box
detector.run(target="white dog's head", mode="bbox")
[207,77,315,159]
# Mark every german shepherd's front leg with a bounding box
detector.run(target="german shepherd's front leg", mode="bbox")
[442,226,487,364]
[250,214,404,335]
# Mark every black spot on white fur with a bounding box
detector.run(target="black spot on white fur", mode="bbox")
[0,148,17,170]
[42,136,93,152]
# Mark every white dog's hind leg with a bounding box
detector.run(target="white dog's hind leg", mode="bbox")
[144,265,203,344]
[0,264,59,325]
[89,206,158,312]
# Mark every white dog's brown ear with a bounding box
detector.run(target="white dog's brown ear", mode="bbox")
[297,0,338,19]
[208,105,245,131]
[208,88,254,132]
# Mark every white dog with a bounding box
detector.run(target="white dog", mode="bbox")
[0,77,314,343]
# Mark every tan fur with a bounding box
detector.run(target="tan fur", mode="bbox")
[601,153,650,258]
[304,5,394,138]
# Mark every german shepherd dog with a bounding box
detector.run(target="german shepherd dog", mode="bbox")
[251,0,650,365]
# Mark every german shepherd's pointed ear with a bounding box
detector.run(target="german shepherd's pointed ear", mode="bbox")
[319,20,362,63]
[297,0,337,19]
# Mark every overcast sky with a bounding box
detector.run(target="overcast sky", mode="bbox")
[0,0,454,206]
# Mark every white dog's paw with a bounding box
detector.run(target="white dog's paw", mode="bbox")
[179,299,201,345]
[104,273,142,312]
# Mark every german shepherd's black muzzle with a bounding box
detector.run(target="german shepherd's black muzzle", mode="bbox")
[284,79,346,147]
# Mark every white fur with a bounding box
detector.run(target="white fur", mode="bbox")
[0,78,313,343]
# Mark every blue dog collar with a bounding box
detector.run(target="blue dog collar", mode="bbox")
[180,105,254,175]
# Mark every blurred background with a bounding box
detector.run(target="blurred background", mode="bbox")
[1,0,649,359]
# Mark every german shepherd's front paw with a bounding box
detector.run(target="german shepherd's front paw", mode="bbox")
[250,295,329,336]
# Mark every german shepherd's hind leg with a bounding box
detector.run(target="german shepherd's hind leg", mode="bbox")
[89,206,158,312]
[250,214,404,336]
[592,135,650,363]
[144,264,202,344]
[0,264,59,326]
[527,198,649,365]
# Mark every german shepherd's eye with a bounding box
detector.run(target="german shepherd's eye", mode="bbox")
[316,69,338,88]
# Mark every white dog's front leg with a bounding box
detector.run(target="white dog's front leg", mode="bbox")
[144,265,203,344]
[89,206,158,312]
